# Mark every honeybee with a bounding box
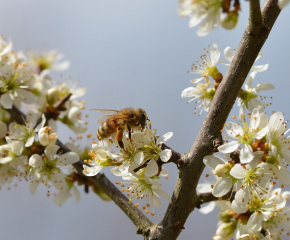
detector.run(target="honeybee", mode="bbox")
[91,108,149,149]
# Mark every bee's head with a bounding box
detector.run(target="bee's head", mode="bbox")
[138,108,148,131]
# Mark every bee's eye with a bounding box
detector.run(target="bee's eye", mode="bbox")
[130,114,134,118]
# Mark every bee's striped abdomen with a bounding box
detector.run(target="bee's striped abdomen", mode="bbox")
[97,119,118,140]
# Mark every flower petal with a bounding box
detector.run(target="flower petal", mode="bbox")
[157,132,173,145]
[203,155,225,170]
[45,144,60,160]
[181,87,203,98]
[0,92,14,109]
[212,178,232,197]
[50,171,68,191]
[230,164,247,179]
[240,144,254,164]
[159,149,172,162]
[144,159,158,177]
[134,151,144,165]
[29,154,43,167]
[199,202,216,214]
[57,152,79,166]
[218,141,239,154]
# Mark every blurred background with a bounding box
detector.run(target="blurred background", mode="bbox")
[0,0,290,239]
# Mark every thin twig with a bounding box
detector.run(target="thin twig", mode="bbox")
[196,191,235,208]
[149,1,280,239]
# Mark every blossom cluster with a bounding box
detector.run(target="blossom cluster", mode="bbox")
[0,37,89,205]
[199,100,290,238]
[178,0,240,36]
[181,43,272,115]
[183,40,290,238]
[83,130,173,215]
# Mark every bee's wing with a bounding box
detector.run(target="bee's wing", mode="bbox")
[90,109,120,124]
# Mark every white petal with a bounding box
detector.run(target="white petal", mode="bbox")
[218,141,239,154]
[230,164,247,179]
[254,83,275,92]
[83,164,102,176]
[212,178,232,197]
[45,145,60,160]
[157,132,173,145]
[203,98,211,112]
[152,194,161,207]
[281,150,290,163]
[245,71,257,90]
[250,108,260,130]
[235,188,249,208]
[57,152,79,166]
[249,151,264,169]
[256,125,269,139]
[277,167,290,186]
[203,155,225,170]
[278,0,290,9]
[199,202,216,214]
[11,140,24,156]
[0,156,13,164]
[231,199,248,214]
[29,154,43,167]
[197,183,213,193]
[223,47,235,62]
[251,64,269,72]
[240,144,254,164]
[159,149,172,162]
[210,43,220,66]
[25,136,35,147]
[159,167,168,177]
[153,188,171,203]
[16,89,36,104]
[190,77,204,83]
[35,114,46,132]
[50,171,68,191]
[181,87,203,98]
[0,92,14,109]
[248,98,263,112]
[144,159,158,177]
[134,151,144,165]
[52,60,70,71]
[53,190,69,206]
[30,177,42,194]
[215,200,231,211]
[247,213,262,231]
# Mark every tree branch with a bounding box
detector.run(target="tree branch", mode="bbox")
[149,0,280,239]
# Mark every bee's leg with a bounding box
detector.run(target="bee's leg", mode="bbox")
[116,127,124,150]
[147,119,151,130]
[127,125,132,140]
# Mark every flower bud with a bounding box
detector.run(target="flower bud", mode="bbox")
[214,164,230,177]
[47,88,59,104]
[216,221,237,238]
[221,11,239,30]
[218,210,233,223]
